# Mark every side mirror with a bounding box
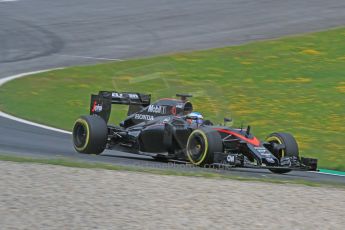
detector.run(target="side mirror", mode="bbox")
[246,125,251,136]
[223,117,233,126]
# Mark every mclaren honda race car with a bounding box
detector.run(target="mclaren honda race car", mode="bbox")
[72,91,317,174]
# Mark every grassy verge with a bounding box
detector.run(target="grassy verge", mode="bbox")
[1,154,343,188]
[0,28,344,170]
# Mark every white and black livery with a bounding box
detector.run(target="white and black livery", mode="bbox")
[72,91,317,174]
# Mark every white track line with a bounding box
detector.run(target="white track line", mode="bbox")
[0,68,72,134]
[0,69,61,86]
[0,111,72,134]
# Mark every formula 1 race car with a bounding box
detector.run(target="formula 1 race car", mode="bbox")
[72,91,318,174]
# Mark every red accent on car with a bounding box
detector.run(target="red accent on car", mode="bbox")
[213,128,261,146]
[91,100,97,112]
[170,106,177,115]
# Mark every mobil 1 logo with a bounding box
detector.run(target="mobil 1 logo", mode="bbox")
[147,105,167,114]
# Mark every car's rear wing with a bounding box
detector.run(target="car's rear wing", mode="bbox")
[90,91,151,123]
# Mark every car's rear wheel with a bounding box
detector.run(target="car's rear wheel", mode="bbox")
[266,132,299,174]
[73,115,108,154]
[186,127,222,166]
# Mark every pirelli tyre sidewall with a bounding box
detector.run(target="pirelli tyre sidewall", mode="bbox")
[73,115,108,154]
[186,127,222,166]
[266,132,299,174]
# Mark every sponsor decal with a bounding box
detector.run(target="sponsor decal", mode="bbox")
[112,92,124,98]
[112,92,139,99]
[128,93,139,99]
[91,101,103,112]
[227,154,235,163]
[134,114,154,120]
[254,147,271,156]
[147,105,167,114]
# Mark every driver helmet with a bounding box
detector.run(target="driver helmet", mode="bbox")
[186,112,203,124]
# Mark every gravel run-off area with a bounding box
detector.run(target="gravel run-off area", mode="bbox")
[0,161,344,230]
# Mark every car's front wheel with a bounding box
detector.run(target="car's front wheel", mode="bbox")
[266,132,299,174]
[186,127,222,166]
[72,115,108,154]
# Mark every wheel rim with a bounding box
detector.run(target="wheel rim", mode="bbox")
[73,121,88,149]
[187,131,208,165]
[266,136,285,158]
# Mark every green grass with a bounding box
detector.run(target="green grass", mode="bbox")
[1,154,343,188]
[0,28,344,170]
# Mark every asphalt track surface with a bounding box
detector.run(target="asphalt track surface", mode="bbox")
[0,0,345,184]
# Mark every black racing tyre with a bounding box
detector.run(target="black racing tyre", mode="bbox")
[186,127,223,166]
[266,132,299,174]
[72,115,108,154]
